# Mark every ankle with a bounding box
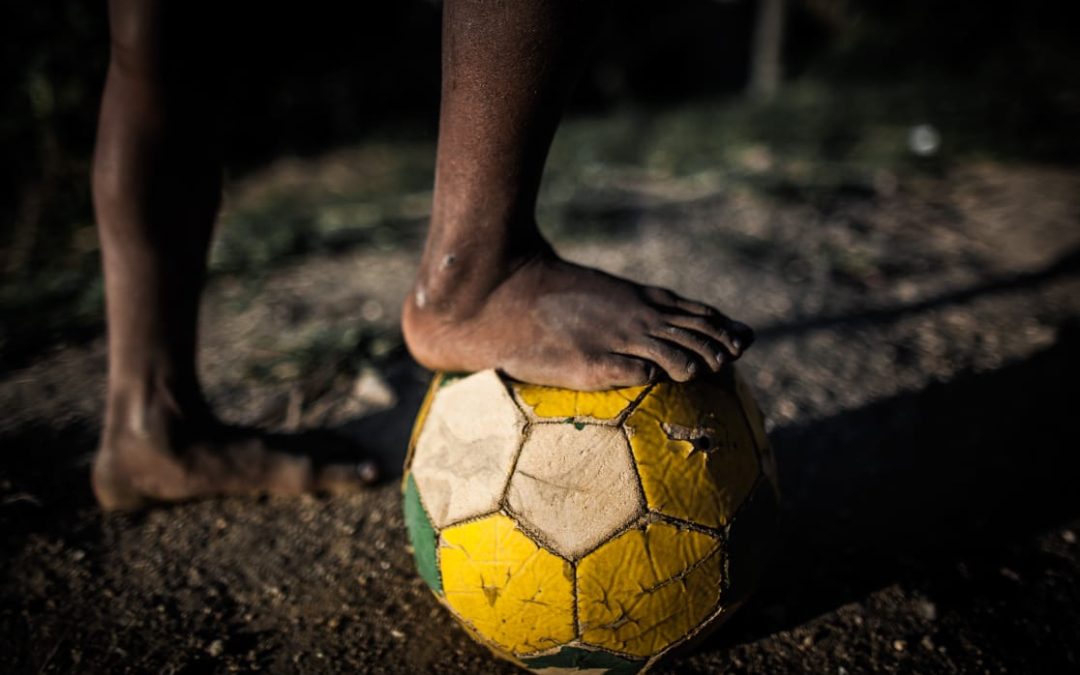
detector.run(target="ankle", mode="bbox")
[411,226,550,317]
[104,369,212,439]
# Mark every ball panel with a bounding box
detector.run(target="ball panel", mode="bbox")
[732,371,768,455]
[403,472,442,594]
[732,370,778,493]
[440,514,576,656]
[577,523,722,658]
[522,645,645,674]
[508,424,645,560]
[404,373,443,474]
[626,378,760,529]
[724,476,780,611]
[514,383,649,422]
[411,370,526,529]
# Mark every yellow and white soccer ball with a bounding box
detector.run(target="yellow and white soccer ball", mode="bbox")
[402,368,779,674]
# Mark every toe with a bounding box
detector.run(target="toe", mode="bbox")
[654,325,726,372]
[664,314,739,357]
[315,460,381,493]
[644,287,719,317]
[625,337,700,383]
[572,354,655,390]
[729,319,756,349]
[664,313,749,359]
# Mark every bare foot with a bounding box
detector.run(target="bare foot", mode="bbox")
[92,388,379,511]
[403,248,755,391]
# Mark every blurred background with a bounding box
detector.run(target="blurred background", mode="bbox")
[2,0,1077,370]
[2,1,1080,673]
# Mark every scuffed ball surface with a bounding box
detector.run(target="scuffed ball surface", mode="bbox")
[402,369,778,673]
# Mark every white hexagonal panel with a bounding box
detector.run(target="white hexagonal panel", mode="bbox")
[412,370,526,529]
[507,423,645,559]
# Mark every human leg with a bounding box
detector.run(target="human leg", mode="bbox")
[403,0,754,390]
[92,0,375,510]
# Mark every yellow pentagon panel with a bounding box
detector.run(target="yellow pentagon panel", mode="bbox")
[440,514,576,656]
[626,375,760,529]
[513,382,648,421]
[732,370,778,492]
[577,522,722,658]
[732,370,768,454]
[723,477,780,612]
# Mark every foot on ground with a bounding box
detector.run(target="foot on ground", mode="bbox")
[403,249,755,391]
[93,394,378,511]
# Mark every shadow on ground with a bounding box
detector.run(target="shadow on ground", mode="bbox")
[702,320,1080,671]
[2,323,1079,672]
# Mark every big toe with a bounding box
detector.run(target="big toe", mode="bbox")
[729,319,755,352]
[315,459,380,493]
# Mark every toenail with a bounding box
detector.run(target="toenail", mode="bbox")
[732,338,742,351]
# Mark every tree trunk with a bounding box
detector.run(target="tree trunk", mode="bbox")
[749,0,785,101]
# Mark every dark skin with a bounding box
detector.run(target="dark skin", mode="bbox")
[92,0,755,510]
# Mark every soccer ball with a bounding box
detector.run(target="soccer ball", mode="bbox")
[402,368,778,673]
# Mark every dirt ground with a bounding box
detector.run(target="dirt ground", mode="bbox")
[3,152,1080,673]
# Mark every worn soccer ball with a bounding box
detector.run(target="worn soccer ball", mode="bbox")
[402,368,778,674]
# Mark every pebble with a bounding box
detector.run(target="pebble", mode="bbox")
[352,368,396,409]
[999,567,1022,583]
[361,299,385,322]
[892,639,907,652]
[271,361,301,381]
[1062,529,1077,544]
[915,599,937,621]
[207,640,225,657]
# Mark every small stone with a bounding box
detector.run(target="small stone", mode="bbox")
[352,368,396,410]
[1062,529,1077,544]
[915,599,937,621]
[801,635,814,648]
[361,299,385,322]
[70,549,86,561]
[271,361,301,381]
[370,337,397,357]
[207,640,225,657]
[390,629,405,640]
[921,635,935,650]
[892,639,907,652]
[999,567,1021,583]
[215,518,228,530]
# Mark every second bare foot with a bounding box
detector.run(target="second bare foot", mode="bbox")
[92,387,379,511]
